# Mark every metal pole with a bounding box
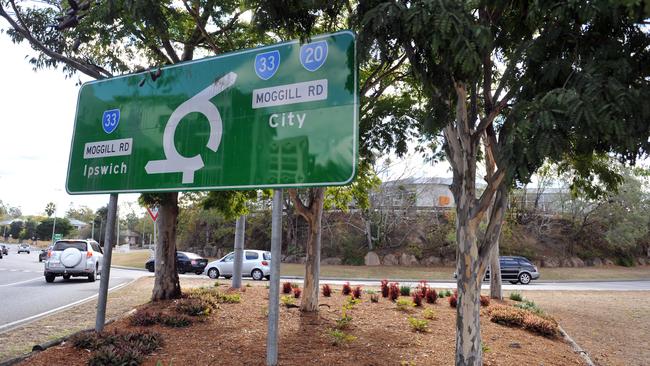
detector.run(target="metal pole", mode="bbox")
[96,193,118,332]
[92,220,95,240]
[99,219,103,246]
[51,215,57,244]
[232,215,246,289]
[266,190,282,366]
[116,208,120,247]
[142,219,145,247]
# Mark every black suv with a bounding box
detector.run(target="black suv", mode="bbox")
[485,256,540,285]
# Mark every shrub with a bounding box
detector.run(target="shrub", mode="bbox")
[380,279,389,298]
[396,298,415,312]
[342,282,352,296]
[70,331,102,350]
[449,294,457,308]
[425,289,437,304]
[129,311,161,327]
[345,296,361,308]
[389,283,400,301]
[509,291,523,302]
[417,280,428,297]
[370,293,379,303]
[176,298,212,317]
[89,345,143,366]
[78,330,163,366]
[408,317,428,333]
[423,308,437,320]
[336,310,353,330]
[438,290,445,298]
[322,284,332,297]
[282,282,292,294]
[480,295,490,307]
[412,292,423,307]
[291,282,300,289]
[352,286,362,299]
[514,300,544,315]
[293,287,302,299]
[400,285,411,296]
[281,295,295,307]
[159,314,192,328]
[328,329,356,346]
[488,305,526,327]
[522,313,559,338]
[218,293,241,304]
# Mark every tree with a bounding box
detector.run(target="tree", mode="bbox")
[36,217,72,240]
[44,202,56,217]
[66,205,95,223]
[1,0,269,302]
[359,2,650,364]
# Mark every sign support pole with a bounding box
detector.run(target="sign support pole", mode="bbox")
[266,190,282,366]
[232,214,246,289]
[96,193,118,332]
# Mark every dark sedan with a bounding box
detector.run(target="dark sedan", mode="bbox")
[145,251,208,275]
[39,247,50,262]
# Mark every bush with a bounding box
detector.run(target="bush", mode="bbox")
[342,282,352,296]
[422,308,437,320]
[509,292,523,302]
[408,317,428,333]
[159,314,192,328]
[449,294,457,308]
[282,282,293,294]
[370,293,379,303]
[425,289,437,304]
[335,310,353,330]
[488,305,526,327]
[480,295,490,307]
[396,298,415,312]
[352,286,362,299]
[293,287,302,299]
[389,283,400,301]
[176,298,212,317]
[291,282,300,289]
[522,313,559,338]
[69,331,102,350]
[380,279,389,298]
[514,299,544,315]
[322,284,332,297]
[412,292,423,307]
[417,280,428,297]
[345,296,361,309]
[218,293,241,304]
[281,295,295,307]
[400,285,411,296]
[89,345,143,366]
[73,330,163,366]
[328,329,356,346]
[129,311,161,327]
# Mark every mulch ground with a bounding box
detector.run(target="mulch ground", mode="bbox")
[17,281,584,366]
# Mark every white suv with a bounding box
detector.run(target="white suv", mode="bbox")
[204,250,271,280]
[44,239,103,283]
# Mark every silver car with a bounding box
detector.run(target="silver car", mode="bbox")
[204,250,271,281]
[44,239,103,283]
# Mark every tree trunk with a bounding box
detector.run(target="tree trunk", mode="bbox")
[232,215,245,289]
[288,188,324,312]
[489,243,502,299]
[152,192,181,301]
[364,217,373,250]
[455,214,482,366]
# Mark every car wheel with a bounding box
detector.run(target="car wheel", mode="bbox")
[251,269,263,281]
[39,258,42,262]
[509,280,518,284]
[45,273,55,283]
[178,269,186,274]
[195,271,203,275]
[88,267,96,282]
[63,274,71,280]
[207,268,220,279]
[518,272,531,285]
[147,265,154,273]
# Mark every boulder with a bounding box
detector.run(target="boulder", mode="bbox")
[585,258,603,267]
[364,251,381,266]
[603,258,615,266]
[541,257,559,268]
[569,257,585,267]
[382,254,399,266]
[400,253,419,266]
[321,257,342,265]
[637,257,647,266]
[422,256,443,266]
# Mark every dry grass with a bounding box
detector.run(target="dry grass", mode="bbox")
[111,250,152,269]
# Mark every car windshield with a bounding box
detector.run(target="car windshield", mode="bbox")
[53,241,86,251]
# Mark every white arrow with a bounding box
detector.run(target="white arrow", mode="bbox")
[145,72,237,184]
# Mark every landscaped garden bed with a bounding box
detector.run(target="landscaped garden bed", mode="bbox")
[18,281,584,365]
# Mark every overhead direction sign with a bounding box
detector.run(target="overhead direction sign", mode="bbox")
[66,31,357,194]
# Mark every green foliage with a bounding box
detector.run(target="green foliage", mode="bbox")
[44,202,56,217]
[335,310,353,330]
[407,317,428,333]
[513,300,545,316]
[176,298,213,317]
[396,298,415,312]
[422,308,437,320]
[509,292,523,302]
[159,314,192,328]
[280,295,295,308]
[71,330,163,366]
[325,161,381,212]
[328,329,356,346]
[36,218,73,240]
[202,191,260,220]
[399,286,411,296]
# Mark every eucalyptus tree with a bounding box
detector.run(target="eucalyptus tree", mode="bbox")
[357,1,650,364]
[0,0,269,301]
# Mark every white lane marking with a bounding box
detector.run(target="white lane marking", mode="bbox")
[0,277,43,287]
[0,278,136,333]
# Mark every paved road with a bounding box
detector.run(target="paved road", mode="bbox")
[0,244,147,332]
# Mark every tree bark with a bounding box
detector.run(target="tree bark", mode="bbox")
[489,243,502,299]
[232,215,245,289]
[288,188,324,312]
[152,192,181,301]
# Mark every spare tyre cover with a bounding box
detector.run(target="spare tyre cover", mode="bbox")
[61,247,83,267]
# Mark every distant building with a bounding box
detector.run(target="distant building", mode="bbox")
[67,218,88,231]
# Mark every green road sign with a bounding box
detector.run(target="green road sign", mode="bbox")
[53,234,63,241]
[66,31,357,194]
